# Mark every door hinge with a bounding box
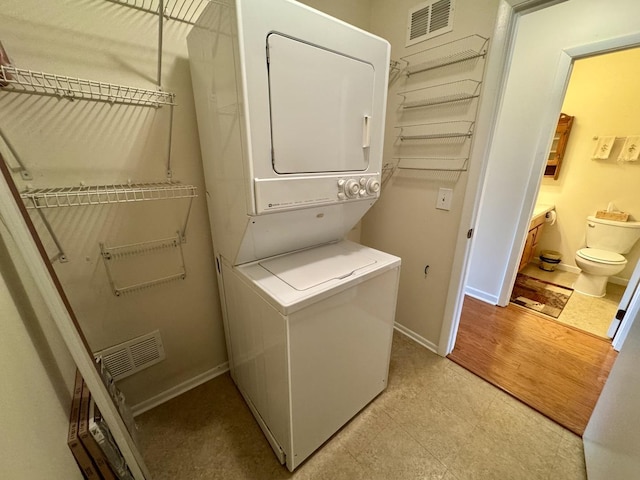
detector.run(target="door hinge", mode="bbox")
[467,228,473,239]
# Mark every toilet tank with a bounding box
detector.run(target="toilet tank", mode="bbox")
[586,215,640,253]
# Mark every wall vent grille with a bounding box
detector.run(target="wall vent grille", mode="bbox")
[95,330,165,381]
[406,0,455,47]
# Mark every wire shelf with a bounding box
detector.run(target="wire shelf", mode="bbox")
[395,121,474,143]
[395,157,468,171]
[402,35,489,77]
[105,0,220,25]
[398,80,481,110]
[0,65,175,106]
[21,182,197,209]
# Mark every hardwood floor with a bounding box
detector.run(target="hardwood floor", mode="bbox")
[448,296,618,436]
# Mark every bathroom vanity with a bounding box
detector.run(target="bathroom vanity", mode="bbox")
[519,204,555,271]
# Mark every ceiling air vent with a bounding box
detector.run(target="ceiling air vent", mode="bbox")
[95,330,166,381]
[406,0,455,47]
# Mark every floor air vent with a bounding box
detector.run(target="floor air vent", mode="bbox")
[406,0,455,47]
[95,330,166,380]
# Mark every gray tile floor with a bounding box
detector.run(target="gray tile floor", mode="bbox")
[136,333,587,479]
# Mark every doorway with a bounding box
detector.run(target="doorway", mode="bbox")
[442,0,640,439]
[513,46,640,341]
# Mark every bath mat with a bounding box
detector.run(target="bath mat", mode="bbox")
[510,274,573,318]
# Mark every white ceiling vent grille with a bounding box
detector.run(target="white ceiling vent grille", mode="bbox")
[95,330,166,381]
[406,0,455,47]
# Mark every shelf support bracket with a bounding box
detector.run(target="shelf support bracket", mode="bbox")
[0,126,32,180]
[33,208,68,263]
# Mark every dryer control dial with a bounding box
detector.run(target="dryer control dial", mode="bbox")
[344,179,360,199]
[365,178,381,195]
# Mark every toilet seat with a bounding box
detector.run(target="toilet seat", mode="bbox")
[576,248,626,264]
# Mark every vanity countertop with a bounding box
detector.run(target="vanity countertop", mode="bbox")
[532,203,555,221]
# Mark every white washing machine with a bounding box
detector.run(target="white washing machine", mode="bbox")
[221,240,400,471]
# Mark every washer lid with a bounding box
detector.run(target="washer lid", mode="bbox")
[259,242,377,291]
[577,248,626,264]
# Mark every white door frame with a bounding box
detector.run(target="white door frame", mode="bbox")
[439,0,640,355]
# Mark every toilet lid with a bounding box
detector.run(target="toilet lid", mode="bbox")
[577,248,626,264]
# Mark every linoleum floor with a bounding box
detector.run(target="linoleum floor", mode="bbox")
[136,333,586,480]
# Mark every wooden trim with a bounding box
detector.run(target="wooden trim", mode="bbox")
[0,155,150,479]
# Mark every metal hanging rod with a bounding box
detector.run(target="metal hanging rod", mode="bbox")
[0,65,175,106]
[21,182,197,209]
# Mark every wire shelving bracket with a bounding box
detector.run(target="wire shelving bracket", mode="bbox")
[100,232,187,296]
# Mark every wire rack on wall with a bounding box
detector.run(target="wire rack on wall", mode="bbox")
[20,182,196,209]
[402,34,489,77]
[105,0,218,25]
[398,79,481,110]
[0,65,175,106]
[100,233,187,296]
[394,157,468,172]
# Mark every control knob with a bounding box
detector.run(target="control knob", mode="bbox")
[365,178,381,195]
[344,179,360,199]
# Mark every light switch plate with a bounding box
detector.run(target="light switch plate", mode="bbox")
[436,188,453,211]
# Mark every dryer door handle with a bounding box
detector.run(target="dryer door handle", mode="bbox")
[362,115,371,148]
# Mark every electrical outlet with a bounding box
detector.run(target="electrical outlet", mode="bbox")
[436,188,453,211]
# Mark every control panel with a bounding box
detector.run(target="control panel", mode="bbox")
[254,173,381,214]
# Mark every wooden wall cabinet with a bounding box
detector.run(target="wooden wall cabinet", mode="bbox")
[545,113,574,180]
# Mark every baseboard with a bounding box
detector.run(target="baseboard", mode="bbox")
[394,323,438,355]
[132,362,230,417]
[555,262,581,275]
[464,286,499,305]
[609,276,629,287]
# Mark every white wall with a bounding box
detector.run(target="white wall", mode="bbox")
[0,224,81,478]
[583,302,640,478]
[536,48,640,280]
[466,0,640,305]
[0,0,227,406]
[362,0,500,348]
[301,0,372,30]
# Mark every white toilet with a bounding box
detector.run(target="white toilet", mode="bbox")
[574,215,640,297]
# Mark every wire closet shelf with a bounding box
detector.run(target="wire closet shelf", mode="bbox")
[105,0,219,25]
[402,34,489,77]
[0,65,175,106]
[21,182,197,209]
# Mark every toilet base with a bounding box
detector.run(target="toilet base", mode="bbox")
[574,272,608,297]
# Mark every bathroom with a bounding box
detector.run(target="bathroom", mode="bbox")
[520,46,640,339]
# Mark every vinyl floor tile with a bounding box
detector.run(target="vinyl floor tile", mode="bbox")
[136,332,587,480]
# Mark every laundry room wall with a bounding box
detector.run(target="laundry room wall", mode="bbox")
[360,0,500,350]
[535,48,640,281]
[0,1,226,407]
[0,220,81,478]
[302,0,372,30]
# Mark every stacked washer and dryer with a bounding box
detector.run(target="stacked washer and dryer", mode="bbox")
[187,0,400,471]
